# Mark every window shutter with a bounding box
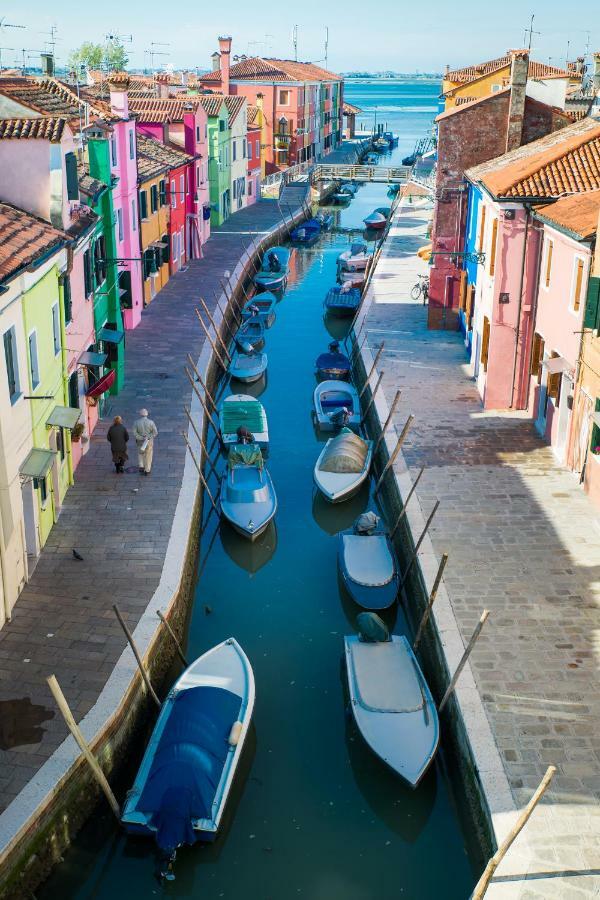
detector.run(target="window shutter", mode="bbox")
[62,275,72,324]
[159,179,166,206]
[478,206,486,253]
[573,259,585,312]
[139,190,148,220]
[162,234,170,265]
[489,219,498,276]
[65,152,79,200]
[545,239,553,288]
[459,270,468,311]
[481,317,490,371]
[465,284,475,327]
[583,276,600,330]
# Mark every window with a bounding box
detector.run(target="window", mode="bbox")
[196,125,200,142]
[119,270,132,309]
[56,426,65,462]
[172,233,178,263]
[62,275,72,324]
[248,179,253,197]
[161,233,170,266]
[51,303,61,355]
[83,248,93,296]
[481,316,490,372]
[489,218,498,276]
[36,475,48,507]
[180,227,185,260]
[256,139,260,158]
[279,89,290,105]
[248,141,253,160]
[547,352,562,404]
[111,136,117,166]
[68,370,79,410]
[150,184,158,214]
[139,189,148,220]
[465,284,475,329]
[171,180,176,209]
[159,179,167,206]
[233,179,237,200]
[243,138,246,159]
[4,327,20,401]
[544,238,553,288]
[232,140,237,161]
[572,257,585,313]
[219,119,225,132]
[117,207,123,243]
[129,129,135,160]
[478,206,486,253]
[131,199,137,231]
[180,174,185,202]
[94,237,106,286]
[530,332,545,382]
[65,151,79,201]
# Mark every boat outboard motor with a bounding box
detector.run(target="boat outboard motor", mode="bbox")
[329,340,341,354]
[354,511,380,535]
[236,425,254,445]
[329,407,351,428]
[357,611,390,643]
[268,253,281,273]
[236,339,255,356]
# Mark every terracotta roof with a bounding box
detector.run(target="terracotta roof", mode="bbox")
[198,93,245,122]
[343,102,362,115]
[0,202,66,283]
[0,76,115,124]
[78,166,108,202]
[534,188,600,240]
[200,55,340,84]
[195,95,228,117]
[129,97,209,123]
[247,104,260,125]
[136,132,193,181]
[436,87,510,121]
[66,205,99,241]
[467,117,600,199]
[0,116,67,142]
[445,52,576,86]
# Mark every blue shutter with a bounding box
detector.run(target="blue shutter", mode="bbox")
[65,152,79,200]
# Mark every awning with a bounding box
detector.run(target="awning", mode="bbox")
[593,412,600,428]
[98,327,125,345]
[79,350,107,367]
[46,405,81,429]
[542,356,574,376]
[19,448,55,480]
[86,368,116,398]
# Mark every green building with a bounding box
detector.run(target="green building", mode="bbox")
[199,97,232,227]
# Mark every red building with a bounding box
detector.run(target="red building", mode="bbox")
[247,104,261,203]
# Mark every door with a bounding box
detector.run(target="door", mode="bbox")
[535,357,548,436]
[21,480,39,559]
[555,374,572,460]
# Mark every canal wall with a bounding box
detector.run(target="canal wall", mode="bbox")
[0,206,308,900]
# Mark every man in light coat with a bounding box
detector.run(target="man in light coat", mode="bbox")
[133,408,158,475]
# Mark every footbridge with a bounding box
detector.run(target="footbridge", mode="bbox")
[311,163,412,184]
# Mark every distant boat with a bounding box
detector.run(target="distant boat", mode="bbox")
[315,341,351,380]
[229,345,268,384]
[290,222,320,245]
[374,137,388,152]
[315,211,334,230]
[241,293,277,328]
[338,513,399,609]
[314,430,373,503]
[254,246,290,290]
[219,394,269,451]
[363,211,387,230]
[324,285,361,317]
[220,443,277,540]
[121,638,255,850]
[332,190,352,204]
[313,380,361,432]
[383,131,398,146]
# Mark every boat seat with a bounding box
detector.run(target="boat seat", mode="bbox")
[348,640,424,713]
[342,535,394,586]
[321,398,352,409]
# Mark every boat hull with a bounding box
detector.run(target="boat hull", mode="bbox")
[314,381,361,432]
[220,467,277,541]
[338,533,398,609]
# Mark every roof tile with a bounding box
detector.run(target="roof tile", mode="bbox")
[0,116,67,142]
[200,55,340,84]
[445,52,577,87]
[0,202,66,283]
[534,187,600,239]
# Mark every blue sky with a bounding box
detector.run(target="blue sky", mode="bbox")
[4,2,600,73]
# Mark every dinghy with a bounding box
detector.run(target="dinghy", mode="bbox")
[315,341,351,380]
[241,293,277,328]
[314,380,361,431]
[220,443,277,540]
[314,430,373,503]
[338,512,399,608]
[229,344,268,384]
[121,638,255,849]
[254,246,290,290]
[363,210,387,230]
[339,270,366,288]
[237,318,265,351]
[344,613,439,787]
[219,394,269,451]
[333,190,352,204]
[324,285,361,318]
[337,242,369,272]
[290,221,321,245]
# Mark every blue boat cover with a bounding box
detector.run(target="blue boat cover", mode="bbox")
[316,352,351,374]
[138,686,241,852]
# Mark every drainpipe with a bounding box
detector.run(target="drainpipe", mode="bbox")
[59,248,75,487]
[509,206,531,408]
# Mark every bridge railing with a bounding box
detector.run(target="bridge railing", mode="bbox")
[311,164,412,183]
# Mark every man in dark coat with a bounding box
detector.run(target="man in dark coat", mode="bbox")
[107,416,129,473]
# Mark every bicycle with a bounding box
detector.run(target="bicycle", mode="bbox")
[411,274,429,304]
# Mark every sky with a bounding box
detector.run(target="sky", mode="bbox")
[2,1,600,74]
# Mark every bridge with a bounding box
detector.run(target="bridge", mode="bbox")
[310,163,412,184]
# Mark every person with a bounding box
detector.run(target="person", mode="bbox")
[268,252,281,273]
[133,408,158,475]
[106,416,129,474]
[236,425,254,444]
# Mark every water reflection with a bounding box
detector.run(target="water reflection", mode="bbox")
[311,484,370,535]
[220,520,277,575]
[236,371,268,398]
[323,312,352,341]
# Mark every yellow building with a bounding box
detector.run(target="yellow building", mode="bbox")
[136,142,170,305]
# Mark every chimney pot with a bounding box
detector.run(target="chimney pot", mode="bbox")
[218,36,232,95]
[506,50,529,152]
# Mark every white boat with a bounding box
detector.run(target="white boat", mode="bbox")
[313,380,361,431]
[220,443,277,540]
[121,638,255,848]
[337,242,370,272]
[229,348,268,384]
[219,394,269,451]
[314,431,373,503]
[338,528,399,609]
[344,630,439,788]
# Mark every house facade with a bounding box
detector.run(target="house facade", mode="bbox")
[136,151,171,304]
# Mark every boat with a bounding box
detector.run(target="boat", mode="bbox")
[290,220,321,245]
[254,246,290,290]
[220,443,277,540]
[339,270,366,288]
[315,211,334,230]
[315,341,351,380]
[338,512,399,608]
[237,318,265,351]
[324,285,361,318]
[121,638,255,850]
[340,182,358,195]
[344,613,439,787]
[364,152,379,165]
[337,242,370,272]
[387,183,401,196]
[219,394,269,451]
[229,344,268,384]
[332,190,352,204]
[402,153,417,166]
[374,137,389,152]
[383,131,398,146]
[314,430,373,503]
[241,293,277,328]
[363,210,387,231]
[313,380,361,431]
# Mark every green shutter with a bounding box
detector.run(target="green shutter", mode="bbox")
[65,152,79,200]
[139,190,148,220]
[584,276,600,330]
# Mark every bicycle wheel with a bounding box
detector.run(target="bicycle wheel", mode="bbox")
[410,283,421,301]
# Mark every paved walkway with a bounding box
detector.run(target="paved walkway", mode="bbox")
[362,198,600,897]
[0,191,306,815]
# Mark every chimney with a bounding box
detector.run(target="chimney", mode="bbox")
[576,56,586,75]
[107,71,130,119]
[155,73,170,99]
[505,50,528,152]
[218,36,232,96]
[40,52,54,77]
[594,52,600,95]
[211,51,221,72]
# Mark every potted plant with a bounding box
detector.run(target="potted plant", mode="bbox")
[71,422,85,442]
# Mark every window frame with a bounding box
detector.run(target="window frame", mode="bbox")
[478,205,486,254]
[139,189,148,221]
[28,329,40,391]
[51,302,61,356]
[131,198,137,231]
[111,136,118,167]
[117,207,123,243]
[171,179,177,209]
[129,129,135,160]
[150,184,158,214]
[3,326,20,403]
[61,274,72,325]
[488,218,498,276]
[279,89,290,106]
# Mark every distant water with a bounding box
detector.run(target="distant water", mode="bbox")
[343,78,440,159]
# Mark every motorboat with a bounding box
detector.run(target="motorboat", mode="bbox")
[121,638,255,849]
[344,613,439,787]
[254,246,290,290]
[313,380,361,432]
[340,182,358,195]
[290,220,321,245]
[237,318,265,351]
[332,190,352,204]
[241,293,277,329]
[220,443,277,540]
[383,131,398,146]
[315,341,351,380]
[219,394,269,452]
[315,211,334,230]
[324,285,361,318]
[363,210,387,231]
[229,344,268,384]
[338,512,399,609]
[339,270,366,288]
[374,137,389,152]
[314,430,373,503]
[337,242,370,273]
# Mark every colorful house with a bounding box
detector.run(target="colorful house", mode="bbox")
[197,95,231,226]
[136,146,171,304]
[247,105,261,204]
[575,211,600,508]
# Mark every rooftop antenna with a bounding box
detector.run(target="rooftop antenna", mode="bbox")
[42,23,58,58]
[565,39,570,68]
[0,45,15,72]
[522,14,540,52]
[324,26,329,70]
[293,25,298,62]
[145,43,169,71]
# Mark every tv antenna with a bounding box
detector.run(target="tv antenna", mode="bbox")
[522,14,540,52]
[293,25,298,61]
[324,26,329,70]
[0,45,15,71]
[145,42,169,71]
[40,23,59,57]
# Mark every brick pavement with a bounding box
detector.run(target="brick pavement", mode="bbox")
[362,198,600,898]
[0,192,306,814]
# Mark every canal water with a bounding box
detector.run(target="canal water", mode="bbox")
[39,108,478,899]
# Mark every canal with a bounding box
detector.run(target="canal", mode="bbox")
[39,166,478,899]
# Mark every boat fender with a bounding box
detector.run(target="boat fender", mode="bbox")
[228,721,243,746]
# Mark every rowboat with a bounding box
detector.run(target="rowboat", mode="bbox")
[254,246,290,290]
[332,190,352,204]
[314,430,373,503]
[290,220,321,245]
[313,380,361,431]
[315,341,351,380]
[324,286,361,317]
[339,270,366,288]
[219,394,269,451]
[241,293,277,328]
[337,242,369,272]
[121,638,255,850]
[220,443,277,540]
[338,513,399,609]
[229,347,268,384]
[345,618,439,787]
[363,211,387,230]
[237,318,265,351]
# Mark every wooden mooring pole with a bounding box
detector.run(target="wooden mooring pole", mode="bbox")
[46,675,121,819]
[112,604,161,708]
[195,310,227,370]
[399,499,440,589]
[183,366,220,435]
[413,553,448,650]
[358,342,385,399]
[389,466,425,540]
[361,371,384,424]
[183,406,220,479]
[374,390,402,456]
[438,609,489,713]
[182,431,220,513]
[156,610,188,667]
[198,299,232,362]
[374,414,414,493]
[186,353,218,412]
[471,765,556,900]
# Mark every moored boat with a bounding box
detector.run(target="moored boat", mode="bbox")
[254,246,290,290]
[229,345,268,384]
[337,241,370,272]
[290,218,322,245]
[219,394,269,451]
[338,512,399,609]
[313,379,361,431]
[332,190,352,204]
[314,430,373,503]
[241,293,277,328]
[324,285,361,317]
[220,443,277,540]
[363,210,387,231]
[315,341,351,380]
[237,318,265,351]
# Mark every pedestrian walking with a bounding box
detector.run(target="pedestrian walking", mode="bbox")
[107,416,129,474]
[133,408,158,475]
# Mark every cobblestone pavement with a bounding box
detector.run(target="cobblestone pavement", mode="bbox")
[363,199,600,898]
[0,192,306,814]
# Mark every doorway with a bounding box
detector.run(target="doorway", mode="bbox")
[21,480,39,561]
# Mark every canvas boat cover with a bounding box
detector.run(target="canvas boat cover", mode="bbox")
[316,351,351,374]
[342,534,394,586]
[320,429,368,473]
[221,400,266,435]
[233,353,265,370]
[228,443,263,468]
[348,640,424,713]
[137,686,241,852]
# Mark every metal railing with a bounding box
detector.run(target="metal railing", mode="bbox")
[311,163,412,184]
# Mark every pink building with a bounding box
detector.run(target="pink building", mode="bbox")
[247,105,261,203]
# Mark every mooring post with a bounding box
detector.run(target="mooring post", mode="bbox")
[183,406,220,479]
[156,610,188,668]
[186,354,218,412]
[183,366,220,434]
[389,466,425,540]
[373,390,402,456]
[182,431,220,512]
[112,604,161,709]
[399,499,440,589]
[214,295,238,343]
[374,414,415,493]
[359,342,385,399]
[195,309,227,370]
[198,299,232,361]
[413,553,448,650]
[361,371,384,424]
[438,609,490,713]
[471,765,556,899]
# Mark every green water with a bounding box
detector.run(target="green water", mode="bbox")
[38,185,477,899]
